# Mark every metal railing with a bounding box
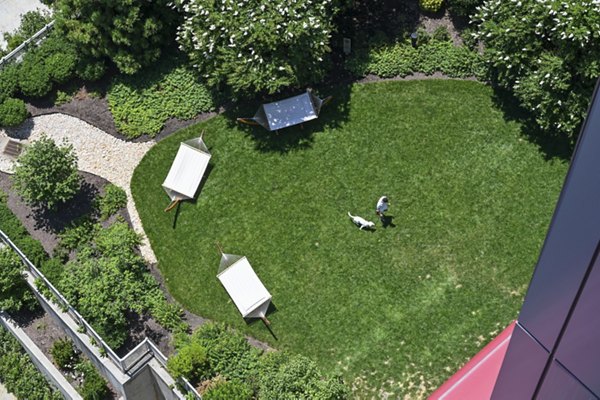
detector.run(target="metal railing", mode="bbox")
[0,20,55,68]
[0,229,201,398]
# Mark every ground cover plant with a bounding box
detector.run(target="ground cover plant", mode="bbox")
[132,80,568,397]
[0,326,62,400]
[107,56,214,138]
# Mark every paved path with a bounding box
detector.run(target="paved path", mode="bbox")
[0,0,50,49]
[0,384,16,400]
[0,114,158,263]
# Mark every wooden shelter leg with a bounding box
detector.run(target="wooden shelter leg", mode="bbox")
[164,199,180,212]
[260,315,271,326]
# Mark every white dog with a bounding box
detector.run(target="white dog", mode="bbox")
[348,212,375,230]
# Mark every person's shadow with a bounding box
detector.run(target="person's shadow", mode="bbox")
[382,215,396,228]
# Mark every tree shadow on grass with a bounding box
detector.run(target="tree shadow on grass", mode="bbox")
[222,84,353,154]
[491,85,574,161]
[30,180,99,234]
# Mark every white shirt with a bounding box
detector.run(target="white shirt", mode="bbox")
[376,197,388,214]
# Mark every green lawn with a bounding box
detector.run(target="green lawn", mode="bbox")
[132,80,568,398]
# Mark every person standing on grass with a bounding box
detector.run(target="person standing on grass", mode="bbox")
[376,196,389,223]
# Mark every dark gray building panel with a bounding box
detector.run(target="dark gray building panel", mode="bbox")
[536,362,598,400]
[491,324,548,400]
[518,83,600,350]
[555,249,600,395]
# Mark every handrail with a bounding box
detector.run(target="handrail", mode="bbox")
[0,229,200,398]
[0,20,55,68]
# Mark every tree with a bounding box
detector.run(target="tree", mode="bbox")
[473,0,600,140]
[0,248,36,313]
[174,0,340,94]
[54,0,178,74]
[13,135,81,209]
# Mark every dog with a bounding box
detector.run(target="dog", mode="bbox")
[348,212,375,230]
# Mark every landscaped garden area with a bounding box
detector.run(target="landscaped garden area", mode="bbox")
[2,0,599,397]
[132,79,568,397]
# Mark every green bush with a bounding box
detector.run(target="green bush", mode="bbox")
[98,184,127,220]
[419,0,444,12]
[13,135,81,209]
[0,247,36,312]
[203,379,253,400]
[108,57,214,138]
[190,323,261,383]
[58,218,97,251]
[432,26,451,42]
[15,235,47,266]
[75,57,107,82]
[258,352,349,400]
[0,64,20,103]
[46,52,78,84]
[0,98,28,127]
[18,55,52,97]
[345,39,486,80]
[40,257,65,285]
[51,338,78,370]
[167,341,210,382]
[76,360,109,400]
[0,326,63,400]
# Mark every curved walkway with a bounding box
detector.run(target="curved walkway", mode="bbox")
[0,113,157,263]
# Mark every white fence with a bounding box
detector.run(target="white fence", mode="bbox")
[0,20,55,68]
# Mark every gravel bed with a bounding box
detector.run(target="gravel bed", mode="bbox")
[0,114,157,262]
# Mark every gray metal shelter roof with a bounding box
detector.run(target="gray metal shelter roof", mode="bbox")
[251,90,327,131]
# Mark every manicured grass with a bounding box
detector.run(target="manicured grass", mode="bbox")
[132,80,568,398]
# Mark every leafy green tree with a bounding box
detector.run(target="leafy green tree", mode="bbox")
[0,248,36,312]
[473,0,600,139]
[174,0,340,94]
[13,135,81,209]
[54,0,178,74]
[0,98,28,127]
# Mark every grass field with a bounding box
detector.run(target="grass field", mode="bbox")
[132,80,568,398]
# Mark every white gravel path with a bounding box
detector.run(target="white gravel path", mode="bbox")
[0,113,158,263]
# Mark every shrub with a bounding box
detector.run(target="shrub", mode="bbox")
[51,338,78,370]
[58,218,97,251]
[76,360,109,400]
[15,235,48,266]
[0,326,63,400]
[55,0,177,75]
[473,0,600,139]
[40,257,65,285]
[108,57,214,138]
[203,379,253,400]
[191,323,261,383]
[174,0,341,95]
[0,64,20,103]
[258,352,349,400]
[167,341,210,382]
[75,58,107,82]
[18,55,52,97]
[0,248,37,312]
[432,26,451,42]
[45,52,77,84]
[13,135,81,209]
[419,0,444,13]
[98,184,127,220]
[0,98,28,127]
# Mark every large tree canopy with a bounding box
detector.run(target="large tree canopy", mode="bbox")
[54,0,177,74]
[174,0,339,94]
[473,0,600,139]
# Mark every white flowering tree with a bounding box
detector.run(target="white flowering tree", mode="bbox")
[174,0,339,94]
[473,0,600,139]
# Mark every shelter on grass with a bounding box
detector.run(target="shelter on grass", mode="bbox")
[237,89,332,131]
[162,134,211,212]
[217,250,272,325]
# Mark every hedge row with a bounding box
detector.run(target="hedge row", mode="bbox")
[346,36,486,80]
